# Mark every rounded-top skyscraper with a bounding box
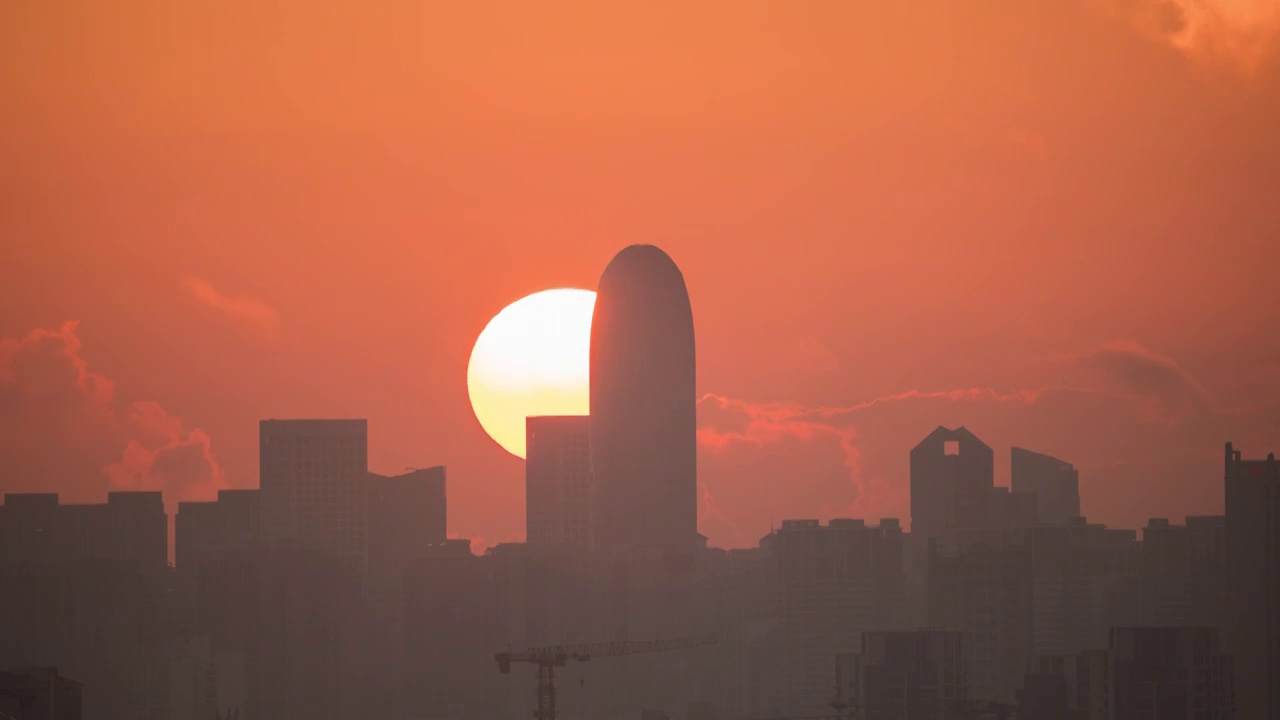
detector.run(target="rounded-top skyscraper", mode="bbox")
[590,244,697,554]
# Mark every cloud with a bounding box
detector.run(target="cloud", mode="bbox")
[1052,341,1218,421]
[0,322,227,516]
[183,276,280,333]
[1102,0,1280,71]
[695,340,1272,548]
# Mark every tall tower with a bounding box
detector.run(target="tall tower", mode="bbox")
[589,244,697,554]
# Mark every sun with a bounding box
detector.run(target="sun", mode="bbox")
[467,288,595,458]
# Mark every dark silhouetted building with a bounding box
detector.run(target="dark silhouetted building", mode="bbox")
[258,419,368,569]
[1011,447,1081,525]
[910,426,994,540]
[1224,442,1279,720]
[768,518,907,716]
[525,416,593,553]
[1186,515,1227,637]
[175,489,259,572]
[366,465,448,719]
[367,465,447,578]
[1137,516,1226,633]
[1028,519,1141,661]
[590,244,697,554]
[1,491,166,570]
[1109,626,1233,720]
[983,486,1039,529]
[1019,652,1108,720]
[849,630,967,720]
[928,531,1033,705]
[404,540,497,720]
[0,493,168,720]
[0,668,82,720]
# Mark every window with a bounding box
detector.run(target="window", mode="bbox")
[944,440,960,456]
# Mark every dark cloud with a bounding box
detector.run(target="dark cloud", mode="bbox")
[1058,341,1217,422]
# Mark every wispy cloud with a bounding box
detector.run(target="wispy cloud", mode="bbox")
[183,276,280,333]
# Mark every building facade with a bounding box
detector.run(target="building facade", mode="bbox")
[525,416,592,553]
[258,419,368,568]
[1011,447,1081,525]
[852,630,967,720]
[910,426,994,541]
[1224,442,1279,720]
[769,518,908,716]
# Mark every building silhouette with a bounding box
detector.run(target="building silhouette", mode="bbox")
[847,630,967,720]
[1137,516,1226,633]
[927,529,1034,705]
[768,518,908,716]
[175,489,259,572]
[590,244,698,555]
[910,426,994,541]
[0,493,168,720]
[525,415,593,553]
[366,465,448,718]
[1011,447,1081,525]
[258,419,368,569]
[367,465,447,581]
[1108,626,1233,720]
[0,667,83,720]
[1224,442,1279,720]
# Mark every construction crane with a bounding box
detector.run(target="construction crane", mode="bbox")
[495,632,718,720]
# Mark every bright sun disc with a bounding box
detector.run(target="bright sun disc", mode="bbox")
[467,288,595,458]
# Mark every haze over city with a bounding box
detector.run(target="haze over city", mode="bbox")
[2,3,1280,720]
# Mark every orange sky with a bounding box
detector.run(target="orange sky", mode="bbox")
[3,1,1279,550]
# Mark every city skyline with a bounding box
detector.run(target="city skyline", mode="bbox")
[4,2,1280,552]
[5,3,1280,719]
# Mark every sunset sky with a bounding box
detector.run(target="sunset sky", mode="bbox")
[3,1,1278,551]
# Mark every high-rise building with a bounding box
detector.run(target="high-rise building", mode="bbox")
[1186,515,1227,637]
[1136,515,1226,633]
[0,494,167,720]
[258,419,368,568]
[1028,519,1141,661]
[910,426,994,541]
[365,465,448,719]
[367,465,447,574]
[175,489,259,572]
[0,491,166,570]
[525,416,593,553]
[849,630,967,720]
[1011,447,1081,525]
[1108,626,1234,720]
[768,518,908,716]
[590,244,697,554]
[928,532,1033,705]
[1224,442,1279,720]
